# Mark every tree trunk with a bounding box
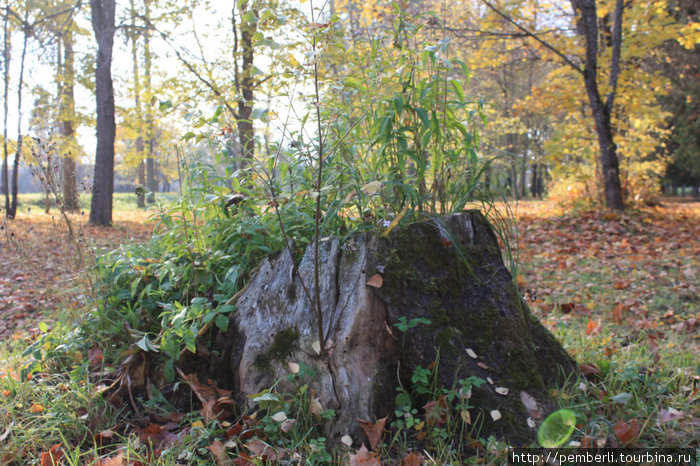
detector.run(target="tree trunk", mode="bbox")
[2,5,10,217]
[233,1,256,161]
[130,0,145,208]
[8,14,28,219]
[572,0,624,210]
[144,0,156,200]
[89,0,116,226]
[61,29,79,211]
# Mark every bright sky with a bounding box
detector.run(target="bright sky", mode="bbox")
[3,0,330,166]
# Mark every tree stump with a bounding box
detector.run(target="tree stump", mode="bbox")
[208,211,577,445]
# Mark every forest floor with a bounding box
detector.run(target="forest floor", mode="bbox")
[0,198,698,461]
[0,210,153,341]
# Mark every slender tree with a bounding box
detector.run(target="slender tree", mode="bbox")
[60,25,79,211]
[481,0,625,209]
[232,0,257,162]
[129,0,145,207]
[143,0,156,198]
[9,8,29,218]
[89,0,116,226]
[2,2,11,216]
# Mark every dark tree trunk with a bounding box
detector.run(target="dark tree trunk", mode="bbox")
[571,0,624,210]
[89,0,116,226]
[8,15,28,219]
[61,29,79,211]
[2,6,10,217]
[233,1,256,161]
[531,162,538,198]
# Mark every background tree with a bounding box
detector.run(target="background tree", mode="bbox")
[89,0,116,226]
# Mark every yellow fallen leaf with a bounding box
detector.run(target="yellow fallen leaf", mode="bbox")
[29,403,44,413]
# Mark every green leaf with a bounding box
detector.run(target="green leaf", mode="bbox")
[135,335,159,353]
[537,409,576,448]
[215,314,229,331]
[38,322,48,333]
[159,100,173,111]
[395,391,411,408]
[611,392,633,404]
[450,79,465,102]
[251,108,269,120]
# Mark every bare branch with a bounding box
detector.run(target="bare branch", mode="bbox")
[479,0,583,75]
[606,0,624,112]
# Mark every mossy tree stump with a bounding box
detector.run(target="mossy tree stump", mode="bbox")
[207,211,577,445]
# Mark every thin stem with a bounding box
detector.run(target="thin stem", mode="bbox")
[310,0,325,350]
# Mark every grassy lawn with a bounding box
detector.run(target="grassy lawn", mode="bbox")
[13,192,179,214]
[0,200,697,464]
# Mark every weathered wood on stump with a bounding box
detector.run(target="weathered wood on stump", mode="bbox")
[207,211,577,445]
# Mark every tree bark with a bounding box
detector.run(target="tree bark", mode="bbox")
[481,0,626,210]
[144,0,156,199]
[89,0,116,226]
[130,0,145,208]
[8,12,28,219]
[2,5,10,217]
[571,0,624,210]
[233,1,256,161]
[60,28,79,211]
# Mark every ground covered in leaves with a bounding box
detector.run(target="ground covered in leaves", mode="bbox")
[0,199,698,464]
[0,211,153,341]
[516,199,699,449]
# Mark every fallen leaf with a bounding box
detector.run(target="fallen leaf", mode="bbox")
[520,391,542,419]
[402,452,424,465]
[348,445,381,466]
[490,409,502,421]
[423,397,448,427]
[178,369,234,422]
[94,452,126,466]
[310,393,323,417]
[341,434,353,447]
[466,348,478,359]
[585,319,598,335]
[613,280,630,290]
[366,274,383,288]
[208,440,229,466]
[460,409,471,424]
[580,363,601,379]
[612,419,641,445]
[30,403,44,413]
[559,302,577,314]
[477,362,490,370]
[244,439,279,461]
[658,407,684,424]
[495,387,509,396]
[88,346,104,369]
[280,418,297,433]
[40,444,64,466]
[288,362,300,373]
[356,416,387,450]
[271,411,287,422]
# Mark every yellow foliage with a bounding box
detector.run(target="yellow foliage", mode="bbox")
[678,22,700,49]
